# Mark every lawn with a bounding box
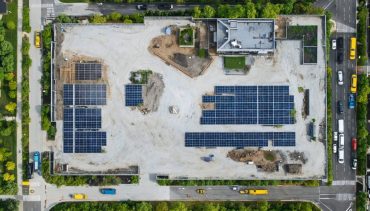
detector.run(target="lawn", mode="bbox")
[2,0,18,71]
[223,56,245,69]
[304,47,318,63]
[287,25,318,46]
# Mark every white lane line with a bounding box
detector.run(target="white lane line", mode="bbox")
[324,0,334,9]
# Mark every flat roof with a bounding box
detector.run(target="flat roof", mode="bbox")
[217,19,275,53]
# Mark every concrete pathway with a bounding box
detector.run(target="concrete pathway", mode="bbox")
[16,0,24,211]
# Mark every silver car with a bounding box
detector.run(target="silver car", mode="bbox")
[333,143,337,153]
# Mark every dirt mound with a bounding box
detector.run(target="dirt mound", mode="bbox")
[141,73,165,112]
[227,149,283,172]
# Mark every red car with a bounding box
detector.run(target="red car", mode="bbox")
[352,138,357,151]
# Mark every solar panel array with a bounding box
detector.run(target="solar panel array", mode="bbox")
[200,86,295,125]
[63,108,106,153]
[64,84,107,106]
[63,83,107,153]
[125,84,143,106]
[185,132,295,147]
[75,63,102,80]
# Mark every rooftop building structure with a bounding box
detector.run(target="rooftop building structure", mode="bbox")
[217,19,275,54]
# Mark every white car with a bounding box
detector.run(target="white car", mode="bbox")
[333,131,338,142]
[333,143,337,153]
[332,39,337,50]
[338,70,343,85]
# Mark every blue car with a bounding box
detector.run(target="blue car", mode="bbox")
[348,94,356,109]
[100,188,116,195]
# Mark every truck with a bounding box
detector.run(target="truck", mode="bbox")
[33,152,40,172]
[338,119,344,133]
[239,189,268,195]
[72,193,87,200]
[100,188,116,195]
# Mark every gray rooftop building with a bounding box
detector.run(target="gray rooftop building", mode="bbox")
[216,19,275,54]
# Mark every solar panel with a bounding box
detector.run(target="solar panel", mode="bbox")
[185,132,295,147]
[75,84,106,105]
[125,84,143,106]
[74,131,107,153]
[63,84,74,105]
[75,108,102,129]
[200,86,295,125]
[75,63,102,80]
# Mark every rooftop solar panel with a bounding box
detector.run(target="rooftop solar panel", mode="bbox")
[75,63,102,80]
[201,86,295,125]
[125,84,144,107]
[185,132,295,148]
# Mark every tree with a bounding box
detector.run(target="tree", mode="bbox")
[89,14,107,24]
[229,4,245,18]
[6,21,16,30]
[5,102,16,113]
[135,202,152,211]
[155,202,169,211]
[6,161,15,171]
[170,202,187,211]
[1,126,13,136]
[3,173,15,182]
[217,4,231,18]
[109,12,122,22]
[4,72,14,81]
[244,0,257,18]
[261,3,282,18]
[192,6,202,18]
[203,5,216,18]
[358,74,370,103]
[8,80,17,90]
[2,54,14,72]
[42,116,51,131]
[280,0,295,14]
[256,201,270,211]
[0,41,13,56]
[123,19,133,24]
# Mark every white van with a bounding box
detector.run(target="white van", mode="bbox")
[338,119,344,133]
[338,148,344,164]
[339,134,344,148]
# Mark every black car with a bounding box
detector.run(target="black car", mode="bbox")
[337,52,343,64]
[337,100,343,114]
[158,4,173,10]
[26,163,34,179]
[136,4,147,10]
[337,37,344,50]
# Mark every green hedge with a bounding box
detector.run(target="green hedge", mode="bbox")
[326,67,333,184]
[357,4,368,66]
[21,36,31,180]
[357,74,370,175]
[357,191,368,211]
[157,179,320,187]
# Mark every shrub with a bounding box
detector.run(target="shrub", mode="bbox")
[6,21,15,30]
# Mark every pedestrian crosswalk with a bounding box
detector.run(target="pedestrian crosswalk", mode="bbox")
[332,180,356,186]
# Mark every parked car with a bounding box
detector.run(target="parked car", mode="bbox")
[337,52,344,64]
[333,143,337,153]
[338,70,343,85]
[72,193,87,200]
[348,93,356,109]
[352,138,357,151]
[100,188,116,195]
[337,37,344,50]
[136,4,147,10]
[158,4,173,10]
[351,74,357,93]
[337,100,343,114]
[333,131,338,142]
[26,163,34,179]
[352,158,357,170]
[332,39,337,50]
